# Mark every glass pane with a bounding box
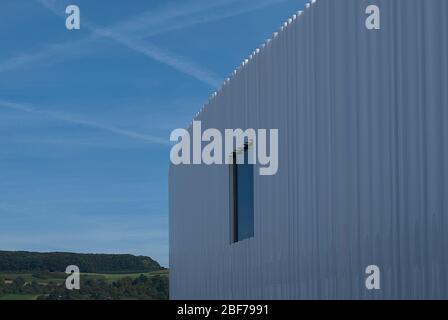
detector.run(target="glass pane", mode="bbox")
[236,150,254,241]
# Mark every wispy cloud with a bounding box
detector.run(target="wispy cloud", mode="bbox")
[31,0,230,87]
[128,0,292,39]
[0,0,290,86]
[95,29,223,87]
[35,0,230,86]
[85,0,291,87]
[35,0,65,15]
[0,36,95,73]
[0,100,169,145]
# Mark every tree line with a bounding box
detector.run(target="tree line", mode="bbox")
[0,251,163,273]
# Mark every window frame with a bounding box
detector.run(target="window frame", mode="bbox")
[229,143,254,244]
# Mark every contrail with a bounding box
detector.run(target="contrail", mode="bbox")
[0,0,290,86]
[0,100,170,146]
[32,0,231,87]
[92,29,222,88]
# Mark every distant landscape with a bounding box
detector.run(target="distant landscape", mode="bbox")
[0,251,168,300]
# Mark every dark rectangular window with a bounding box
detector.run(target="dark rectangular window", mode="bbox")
[230,145,254,243]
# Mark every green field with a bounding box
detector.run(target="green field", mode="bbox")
[1,269,168,285]
[0,294,40,300]
[1,273,66,284]
[82,269,168,283]
[0,270,169,300]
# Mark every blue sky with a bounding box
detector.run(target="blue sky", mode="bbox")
[0,0,305,267]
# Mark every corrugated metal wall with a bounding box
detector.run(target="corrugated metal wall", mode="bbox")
[169,0,448,299]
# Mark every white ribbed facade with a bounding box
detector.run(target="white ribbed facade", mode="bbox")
[169,0,448,299]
